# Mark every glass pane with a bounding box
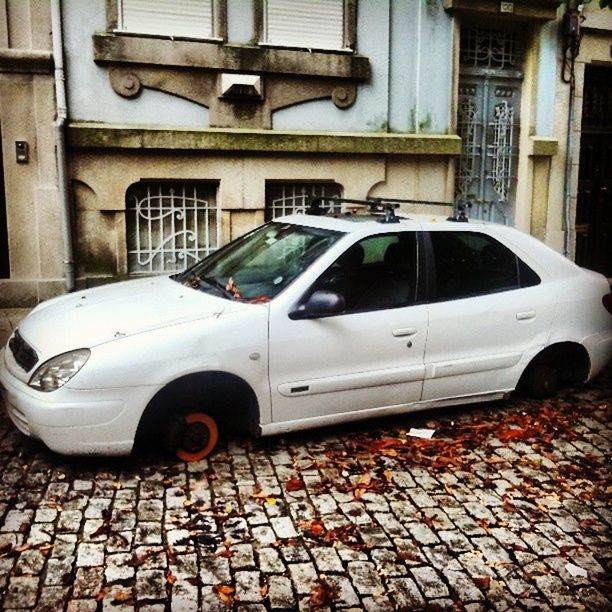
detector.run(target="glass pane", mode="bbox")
[430,231,519,301]
[312,232,418,312]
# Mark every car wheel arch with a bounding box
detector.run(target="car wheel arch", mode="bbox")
[517,341,591,397]
[134,371,261,451]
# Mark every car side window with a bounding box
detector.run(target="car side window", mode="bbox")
[429,231,540,302]
[311,232,418,313]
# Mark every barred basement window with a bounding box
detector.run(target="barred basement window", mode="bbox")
[126,182,219,274]
[265,182,343,221]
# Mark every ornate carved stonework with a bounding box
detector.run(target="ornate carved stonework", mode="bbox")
[96,34,369,129]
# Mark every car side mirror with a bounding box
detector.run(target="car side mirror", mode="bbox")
[289,290,346,320]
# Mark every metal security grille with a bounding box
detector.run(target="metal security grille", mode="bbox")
[460,28,519,70]
[126,182,218,274]
[455,27,522,224]
[265,182,342,221]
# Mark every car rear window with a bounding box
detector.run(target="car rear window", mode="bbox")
[429,231,540,302]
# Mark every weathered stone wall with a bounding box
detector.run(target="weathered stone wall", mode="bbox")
[0,0,64,307]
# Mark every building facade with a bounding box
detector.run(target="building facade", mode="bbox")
[0,0,610,306]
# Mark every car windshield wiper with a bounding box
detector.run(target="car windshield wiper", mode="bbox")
[200,276,236,300]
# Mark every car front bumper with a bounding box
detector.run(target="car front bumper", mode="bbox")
[0,348,156,456]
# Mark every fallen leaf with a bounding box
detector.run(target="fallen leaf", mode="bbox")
[89,522,111,539]
[474,576,491,590]
[112,589,133,603]
[301,519,325,538]
[286,478,304,492]
[310,578,337,608]
[166,570,177,585]
[128,549,156,567]
[213,584,235,606]
[95,589,107,602]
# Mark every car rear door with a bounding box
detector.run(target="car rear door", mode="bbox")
[268,230,428,426]
[421,228,555,401]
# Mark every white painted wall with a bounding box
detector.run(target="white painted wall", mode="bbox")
[62,0,453,134]
[63,0,209,126]
[274,0,453,133]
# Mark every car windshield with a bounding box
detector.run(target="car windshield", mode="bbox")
[175,222,343,302]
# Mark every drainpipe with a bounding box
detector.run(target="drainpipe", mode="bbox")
[50,0,75,292]
[560,2,583,259]
[563,76,575,258]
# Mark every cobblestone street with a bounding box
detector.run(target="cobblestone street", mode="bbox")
[0,354,610,610]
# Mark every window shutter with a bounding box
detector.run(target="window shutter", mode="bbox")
[119,0,213,39]
[264,0,346,51]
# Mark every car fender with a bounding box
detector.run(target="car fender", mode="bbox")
[66,306,272,425]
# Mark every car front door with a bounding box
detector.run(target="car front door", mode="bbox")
[421,229,555,401]
[268,231,428,427]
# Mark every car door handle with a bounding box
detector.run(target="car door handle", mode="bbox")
[393,327,418,337]
[516,311,536,321]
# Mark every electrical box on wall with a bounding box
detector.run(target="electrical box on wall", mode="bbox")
[15,141,29,164]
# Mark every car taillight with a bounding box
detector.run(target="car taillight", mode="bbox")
[603,292,612,315]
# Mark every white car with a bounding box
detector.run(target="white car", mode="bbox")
[1,200,611,461]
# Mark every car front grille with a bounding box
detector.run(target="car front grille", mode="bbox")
[8,330,39,373]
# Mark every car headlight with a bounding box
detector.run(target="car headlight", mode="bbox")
[29,349,91,392]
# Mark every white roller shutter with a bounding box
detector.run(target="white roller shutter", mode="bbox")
[264,0,346,51]
[119,0,213,39]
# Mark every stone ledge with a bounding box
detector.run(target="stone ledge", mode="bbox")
[443,0,562,21]
[67,124,461,156]
[0,49,53,74]
[93,33,370,80]
[528,136,559,157]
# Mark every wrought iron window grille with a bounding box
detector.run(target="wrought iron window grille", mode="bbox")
[126,182,219,274]
[265,182,343,221]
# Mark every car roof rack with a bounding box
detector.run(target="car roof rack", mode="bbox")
[308,197,403,223]
[307,196,469,223]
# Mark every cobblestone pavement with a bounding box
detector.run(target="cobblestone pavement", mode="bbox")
[0,365,610,610]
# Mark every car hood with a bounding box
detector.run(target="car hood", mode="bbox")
[15,277,247,361]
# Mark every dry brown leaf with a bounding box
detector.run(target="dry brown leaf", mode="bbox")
[474,576,491,590]
[310,578,337,608]
[213,584,235,606]
[286,478,305,492]
[112,589,133,603]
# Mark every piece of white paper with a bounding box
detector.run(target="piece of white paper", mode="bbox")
[407,428,435,439]
[565,562,588,578]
